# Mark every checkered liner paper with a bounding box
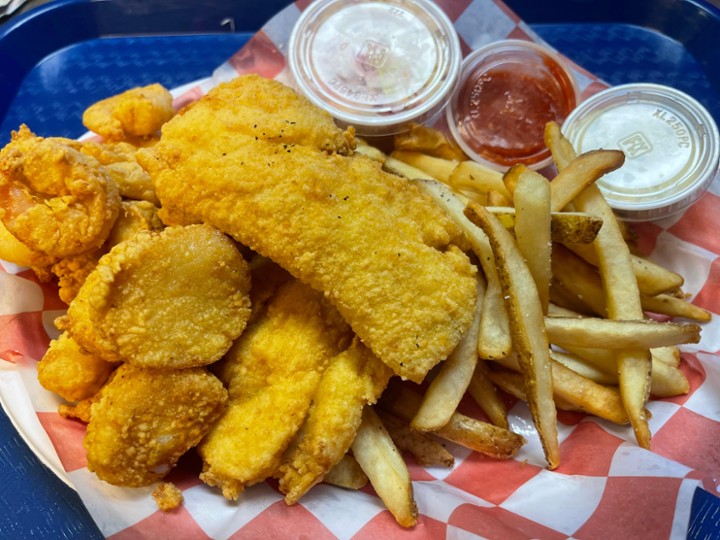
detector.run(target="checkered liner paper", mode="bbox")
[1,0,719,538]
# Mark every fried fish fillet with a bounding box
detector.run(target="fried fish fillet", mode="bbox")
[138,74,477,383]
[199,279,353,500]
[277,338,393,504]
[63,223,251,368]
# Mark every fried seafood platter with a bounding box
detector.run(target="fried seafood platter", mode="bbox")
[0,74,707,528]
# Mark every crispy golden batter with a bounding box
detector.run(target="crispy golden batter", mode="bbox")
[152,482,184,512]
[0,125,121,258]
[139,74,477,383]
[277,338,393,504]
[85,363,227,487]
[82,83,175,142]
[37,331,116,403]
[64,224,251,368]
[199,279,353,500]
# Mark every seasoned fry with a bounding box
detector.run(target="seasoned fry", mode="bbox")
[411,277,484,431]
[351,407,418,528]
[464,203,558,468]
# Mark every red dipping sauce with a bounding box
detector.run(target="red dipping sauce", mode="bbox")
[446,40,579,170]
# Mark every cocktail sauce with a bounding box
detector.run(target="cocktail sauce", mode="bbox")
[446,40,579,170]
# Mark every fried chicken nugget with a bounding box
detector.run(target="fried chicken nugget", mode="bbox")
[82,83,175,142]
[199,279,353,500]
[37,331,116,403]
[85,363,227,487]
[64,224,251,368]
[0,125,121,258]
[139,74,478,383]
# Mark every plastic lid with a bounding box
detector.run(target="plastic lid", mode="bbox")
[446,39,579,171]
[562,83,720,221]
[288,0,461,136]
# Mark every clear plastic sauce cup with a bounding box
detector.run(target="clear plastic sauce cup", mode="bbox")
[562,83,720,221]
[288,0,461,137]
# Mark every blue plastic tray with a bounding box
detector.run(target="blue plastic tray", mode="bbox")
[1,0,719,537]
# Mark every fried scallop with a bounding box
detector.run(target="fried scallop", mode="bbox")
[64,224,251,368]
[84,363,227,487]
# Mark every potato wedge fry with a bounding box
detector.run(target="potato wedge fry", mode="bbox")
[549,150,625,212]
[489,207,603,244]
[351,407,418,528]
[464,203,559,468]
[412,277,484,431]
[513,169,552,313]
[468,359,509,429]
[545,317,701,349]
[323,455,368,491]
[390,150,458,183]
[378,410,455,468]
[381,384,524,459]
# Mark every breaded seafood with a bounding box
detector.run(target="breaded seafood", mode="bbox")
[138,74,478,383]
[199,279,353,500]
[277,338,393,504]
[82,83,175,142]
[37,331,116,403]
[84,363,227,487]
[64,224,251,368]
[0,125,121,258]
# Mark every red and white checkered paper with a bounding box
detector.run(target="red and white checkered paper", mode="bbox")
[1,0,719,538]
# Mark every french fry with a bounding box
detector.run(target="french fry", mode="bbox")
[640,292,712,322]
[351,407,418,528]
[488,367,583,414]
[354,139,387,163]
[393,123,467,161]
[545,316,701,349]
[549,150,626,212]
[449,160,511,202]
[390,150,458,183]
[489,207,603,244]
[411,277,484,431]
[380,384,524,459]
[468,359,509,429]
[549,349,617,386]
[464,203,559,469]
[493,353,629,424]
[652,346,681,367]
[546,121,652,448]
[378,410,455,468]
[513,169,552,313]
[323,455,368,491]
[568,242,684,296]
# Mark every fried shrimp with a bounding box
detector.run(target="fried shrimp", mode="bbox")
[84,363,227,487]
[82,83,175,141]
[0,125,121,258]
[64,224,252,368]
